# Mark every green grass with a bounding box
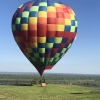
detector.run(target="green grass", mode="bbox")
[0,84,100,100]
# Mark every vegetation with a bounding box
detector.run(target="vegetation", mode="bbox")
[0,72,100,87]
[0,72,100,99]
[0,84,100,100]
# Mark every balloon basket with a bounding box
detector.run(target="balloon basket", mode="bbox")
[41,83,46,87]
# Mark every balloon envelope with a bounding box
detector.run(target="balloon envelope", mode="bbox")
[12,0,78,76]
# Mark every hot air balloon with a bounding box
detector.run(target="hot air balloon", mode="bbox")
[12,0,78,76]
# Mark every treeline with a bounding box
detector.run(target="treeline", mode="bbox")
[0,73,100,87]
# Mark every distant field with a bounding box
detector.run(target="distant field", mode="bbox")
[0,84,100,100]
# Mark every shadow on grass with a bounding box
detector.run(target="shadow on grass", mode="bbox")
[8,84,33,86]
[70,92,83,94]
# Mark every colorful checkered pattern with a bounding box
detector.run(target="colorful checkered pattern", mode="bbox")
[12,0,78,75]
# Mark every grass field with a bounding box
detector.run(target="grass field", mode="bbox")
[0,84,100,100]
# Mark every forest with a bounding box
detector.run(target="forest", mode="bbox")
[0,72,100,88]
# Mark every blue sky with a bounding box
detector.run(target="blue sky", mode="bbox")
[0,0,100,75]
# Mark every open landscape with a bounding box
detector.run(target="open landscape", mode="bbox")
[1,0,100,100]
[0,72,100,100]
[0,84,100,100]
